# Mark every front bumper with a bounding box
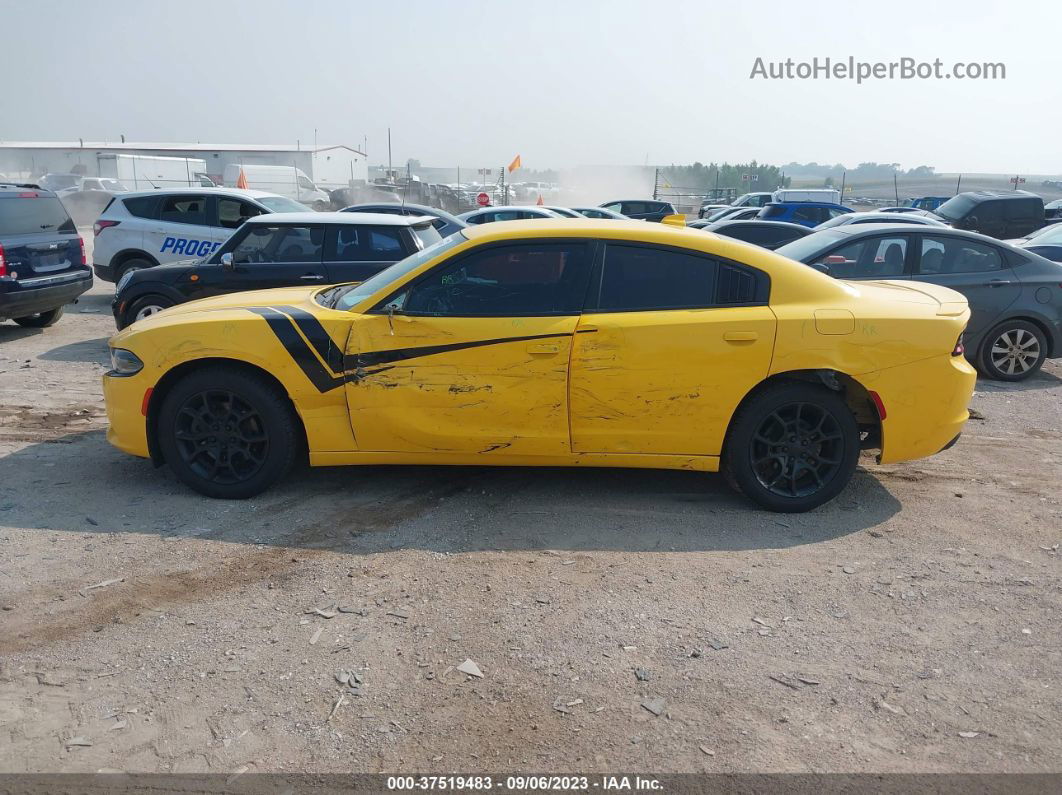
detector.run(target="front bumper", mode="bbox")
[861,352,978,465]
[0,271,92,320]
[103,371,152,459]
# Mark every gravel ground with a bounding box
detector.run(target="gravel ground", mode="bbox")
[0,234,1059,774]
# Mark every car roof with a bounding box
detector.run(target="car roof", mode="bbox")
[765,201,847,208]
[244,211,430,226]
[601,199,669,204]
[820,223,1004,242]
[464,206,559,216]
[119,187,287,200]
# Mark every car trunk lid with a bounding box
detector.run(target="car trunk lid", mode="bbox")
[850,279,969,316]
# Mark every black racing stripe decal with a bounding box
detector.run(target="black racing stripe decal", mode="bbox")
[345,332,572,369]
[273,305,347,373]
[247,307,346,392]
[248,305,574,394]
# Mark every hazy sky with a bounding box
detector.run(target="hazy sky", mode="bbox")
[4,0,1059,174]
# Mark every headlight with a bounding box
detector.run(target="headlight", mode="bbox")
[116,270,134,293]
[109,348,144,376]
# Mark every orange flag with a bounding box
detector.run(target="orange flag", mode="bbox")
[507,155,521,173]
[536,194,544,205]
[236,168,249,189]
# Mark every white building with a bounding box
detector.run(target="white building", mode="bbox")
[0,141,368,189]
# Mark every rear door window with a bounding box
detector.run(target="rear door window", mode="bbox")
[593,244,717,311]
[326,226,408,261]
[917,236,1003,274]
[159,195,207,225]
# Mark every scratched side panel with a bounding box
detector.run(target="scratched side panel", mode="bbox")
[346,314,580,455]
[570,307,776,456]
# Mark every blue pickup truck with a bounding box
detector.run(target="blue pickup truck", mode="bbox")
[0,183,92,328]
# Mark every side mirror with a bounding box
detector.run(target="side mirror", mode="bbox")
[220,252,234,271]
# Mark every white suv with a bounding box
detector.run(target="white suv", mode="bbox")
[91,188,309,283]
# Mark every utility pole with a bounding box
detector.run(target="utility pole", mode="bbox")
[653,168,660,201]
[840,170,846,198]
[955,174,962,195]
[893,172,899,204]
[387,128,392,183]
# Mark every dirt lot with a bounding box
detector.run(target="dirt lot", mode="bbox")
[0,234,1059,775]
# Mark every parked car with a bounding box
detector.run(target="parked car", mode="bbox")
[59,177,130,224]
[222,164,331,210]
[702,206,761,224]
[1044,199,1062,221]
[92,188,310,283]
[111,212,440,329]
[730,191,775,208]
[0,183,92,328]
[758,202,852,228]
[776,224,1062,381]
[697,203,731,219]
[572,206,627,220]
[906,196,950,212]
[340,202,467,238]
[932,190,1045,239]
[879,206,926,214]
[103,218,976,512]
[599,199,677,222]
[1014,222,1062,263]
[701,220,812,250]
[457,206,564,224]
[36,173,82,193]
[815,211,947,230]
[537,206,584,218]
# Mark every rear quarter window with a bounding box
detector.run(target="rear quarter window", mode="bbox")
[123,196,158,219]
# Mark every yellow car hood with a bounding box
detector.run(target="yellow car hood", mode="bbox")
[154,286,326,318]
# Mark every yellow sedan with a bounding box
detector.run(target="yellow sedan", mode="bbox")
[103,219,976,512]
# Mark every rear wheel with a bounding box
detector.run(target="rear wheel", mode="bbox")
[116,257,154,281]
[14,306,64,328]
[122,295,174,328]
[157,366,300,499]
[724,382,860,513]
[976,320,1047,381]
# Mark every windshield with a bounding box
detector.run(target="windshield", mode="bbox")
[0,196,76,235]
[328,232,465,311]
[258,196,311,213]
[774,229,848,262]
[1026,223,1062,244]
[933,194,977,221]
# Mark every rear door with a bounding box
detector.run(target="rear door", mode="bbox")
[323,225,412,282]
[569,242,775,456]
[144,194,213,263]
[911,233,1020,339]
[0,193,83,279]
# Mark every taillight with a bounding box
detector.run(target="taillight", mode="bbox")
[868,390,887,421]
[952,332,965,357]
[79,236,86,266]
[94,219,120,236]
[0,243,6,277]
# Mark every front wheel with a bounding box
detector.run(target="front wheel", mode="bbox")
[723,382,861,513]
[122,295,174,329]
[157,366,300,499]
[14,306,64,328]
[976,320,1047,381]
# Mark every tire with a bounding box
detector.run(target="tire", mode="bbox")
[976,320,1047,381]
[157,366,300,499]
[723,382,860,513]
[122,295,174,329]
[116,257,154,281]
[14,306,64,328]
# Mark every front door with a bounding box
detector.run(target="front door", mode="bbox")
[344,240,594,455]
[197,223,329,297]
[911,233,1021,340]
[569,242,776,456]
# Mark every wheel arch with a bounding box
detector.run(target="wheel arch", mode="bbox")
[144,357,309,467]
[721,369,883,462]
[112,248,160,273]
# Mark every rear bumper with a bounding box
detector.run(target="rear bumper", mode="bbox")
[93,262,118,282]
[861,353,978,465]
[0,271,92,320]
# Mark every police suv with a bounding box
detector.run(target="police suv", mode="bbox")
[91,188,309,283]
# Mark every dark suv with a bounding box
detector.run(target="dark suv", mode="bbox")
[599,199,677,222]
[0,183,92,328]
[933,190,1045,239]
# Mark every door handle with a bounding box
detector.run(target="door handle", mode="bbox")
[723,331,759,342]
[527,342,561,354]
[300,274,325,281]
[984,279,1012,287]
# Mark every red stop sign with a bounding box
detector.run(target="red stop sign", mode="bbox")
[476,192,490,207]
